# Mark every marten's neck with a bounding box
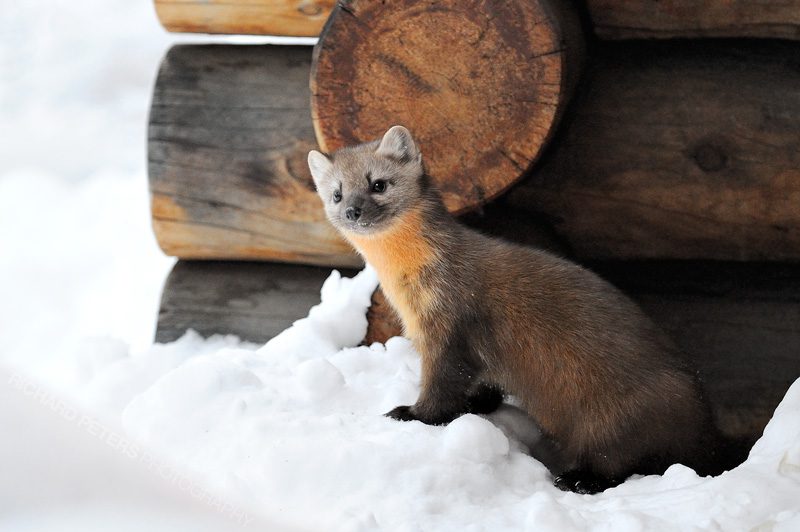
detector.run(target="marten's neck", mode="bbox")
[344,194,453,339]
[346,207,437,284]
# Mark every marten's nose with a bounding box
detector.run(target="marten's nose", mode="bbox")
[345,206,362,221]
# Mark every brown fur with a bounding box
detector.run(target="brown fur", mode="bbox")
[308,126,732,493]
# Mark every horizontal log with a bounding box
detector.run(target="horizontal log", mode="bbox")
[150,41,800,264]
[156,261,353,343]
[587,0,800,40]
[154,0,334,37]
[153,0,800,41]
[155,259,800,442]
[148,45,359,267]
[310,0,585,214]
[510,40,800,261]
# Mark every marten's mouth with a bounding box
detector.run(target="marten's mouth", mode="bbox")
[337,209,393,234]
[341,217,385,235]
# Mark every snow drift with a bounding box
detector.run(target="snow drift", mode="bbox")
[73,268,800,532]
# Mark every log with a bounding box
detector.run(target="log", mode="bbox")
[310,0,585,214]
[151,41,800,264]
[153,0,800,41]
[155,259,800,442]
[586,0,800,40]
[148,44,359,268]
[156,261,356,343]
[153,0,334,37]
[509,40,800,262]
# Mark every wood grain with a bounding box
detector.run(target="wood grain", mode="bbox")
[510,40,800,261]
[155,259,800,442]
[587,0,800,40]
[310,0,585,214]
[153,0,800,41]
[148,44,359,267]
[156,261,355,343]
[154,0,334,37]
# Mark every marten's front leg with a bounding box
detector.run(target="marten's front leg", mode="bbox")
[385,334,483,425]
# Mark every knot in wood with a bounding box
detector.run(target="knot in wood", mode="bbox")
[692,142,728,173]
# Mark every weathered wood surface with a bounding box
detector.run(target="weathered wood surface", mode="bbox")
[148,45,359,267]
[510,40,800,262]
[587,0,800,40]
[310,0,585,214]
[155,259,800,442]
[153,0,800,41]
[154,0,334,37]
[151,41,800,264]
[156,261,356,343]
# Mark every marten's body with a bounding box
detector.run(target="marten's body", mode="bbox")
[308,126,731,493]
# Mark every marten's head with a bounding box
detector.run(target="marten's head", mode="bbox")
[308,125,425,236]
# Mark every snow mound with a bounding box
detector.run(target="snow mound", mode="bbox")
[77,268,800,531]
[442,414,510,463]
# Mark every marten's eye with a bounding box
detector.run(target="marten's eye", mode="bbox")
[332,190,342,203]
[371,180,387,193]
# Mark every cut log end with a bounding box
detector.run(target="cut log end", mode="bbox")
[311,0,585,214]
[364,288,403,345]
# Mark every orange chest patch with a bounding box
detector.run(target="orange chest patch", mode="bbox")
[347,210,437,339]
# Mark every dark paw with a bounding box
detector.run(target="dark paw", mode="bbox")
[384,405,418,422]
[467,384,504,415]
[553,470,619,495]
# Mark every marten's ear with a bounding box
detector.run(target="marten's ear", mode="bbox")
[307,150,333,189]
[376,125,421,164]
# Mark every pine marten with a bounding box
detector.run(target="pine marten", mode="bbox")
[307,126,743,494]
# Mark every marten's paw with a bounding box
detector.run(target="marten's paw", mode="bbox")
[553,470,621,495]
[466,384,504,415]
[384,405,418,422]
[384,405,461,425]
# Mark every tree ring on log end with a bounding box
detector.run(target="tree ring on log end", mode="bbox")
[310,0,584,214]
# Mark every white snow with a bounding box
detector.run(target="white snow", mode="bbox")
[1,0,798,530]
[68,267,800,531]
[0,0,311,380]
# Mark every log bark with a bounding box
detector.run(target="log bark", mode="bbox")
[148,44,359,267]
[587,0,800,40]
[156,261,354,343]
[153,0,800,41]
[154,0,334,37]
[310,0,585,214]
[155,259,800,442]
[509,40,800,262]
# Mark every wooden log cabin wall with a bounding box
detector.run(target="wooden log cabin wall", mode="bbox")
[148,0,800,443]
